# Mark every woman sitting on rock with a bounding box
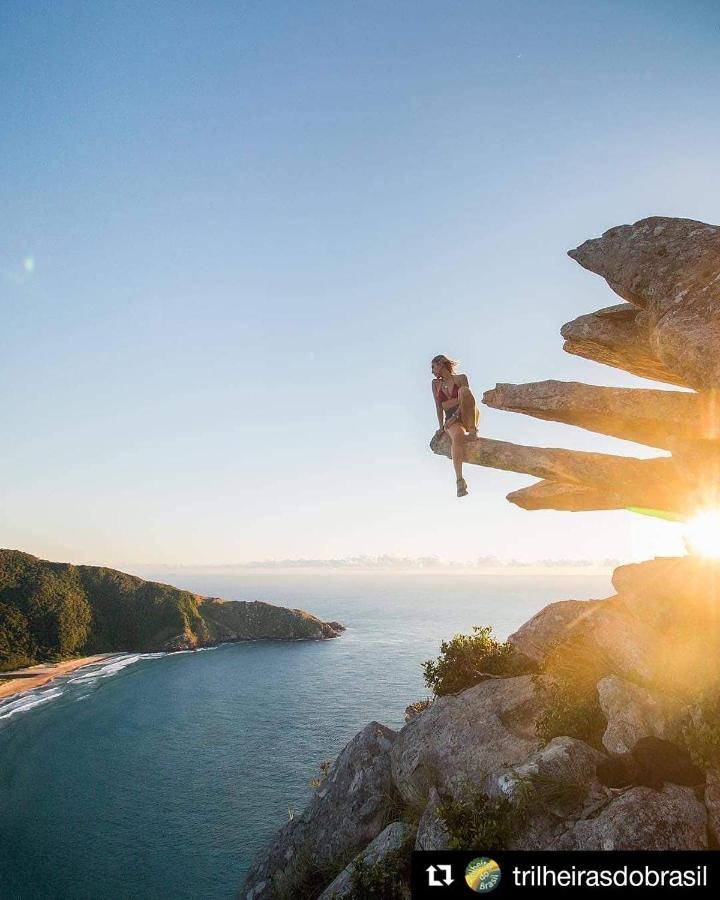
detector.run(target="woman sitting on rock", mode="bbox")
[431,354,480,497]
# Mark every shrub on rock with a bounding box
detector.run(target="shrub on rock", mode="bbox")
[422,625,535,697]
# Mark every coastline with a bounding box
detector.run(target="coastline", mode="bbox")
[0,654,118,701]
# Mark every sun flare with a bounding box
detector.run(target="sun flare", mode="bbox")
[684,509,720,560]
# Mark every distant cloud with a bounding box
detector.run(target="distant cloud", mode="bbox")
[197,555,621,570]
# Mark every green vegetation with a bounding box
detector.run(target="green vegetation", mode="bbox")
[272,847,355,900]
[422,625,535,697]
[437,779,532,850]
[0,549,209,670]
[347,835,413,900]
[0,549,331,671]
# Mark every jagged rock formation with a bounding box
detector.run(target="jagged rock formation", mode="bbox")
[242,722,398,899]
[242,217,720,897]
[0,549,340,670]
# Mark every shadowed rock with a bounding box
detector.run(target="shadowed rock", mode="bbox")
[317,822,414,900]
[561,303,688,387]
[596,737,703,790]
[569,216,720,390]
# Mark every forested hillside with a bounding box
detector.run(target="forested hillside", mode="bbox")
[0,550,339,671]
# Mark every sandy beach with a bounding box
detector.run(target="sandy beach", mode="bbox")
[0,654,118,701]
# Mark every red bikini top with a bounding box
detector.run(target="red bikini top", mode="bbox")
[437,379,459,402]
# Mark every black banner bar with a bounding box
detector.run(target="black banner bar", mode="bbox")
[412,851,718,898]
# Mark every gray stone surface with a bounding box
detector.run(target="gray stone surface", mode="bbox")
[569,216,720,390]
[390,675,544,806]
[241,721,398,900]
[488,737,608,850]
[317,821,414,900]
[552,784,708,850]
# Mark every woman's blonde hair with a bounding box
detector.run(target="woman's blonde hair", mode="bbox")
[431,354,459,373]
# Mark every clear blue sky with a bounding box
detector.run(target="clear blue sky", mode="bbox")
[2,0,718,567]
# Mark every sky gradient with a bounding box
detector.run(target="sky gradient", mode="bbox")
[2,1,719,567]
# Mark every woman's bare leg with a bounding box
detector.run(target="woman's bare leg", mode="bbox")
[446,422,465,481]
[458,386,479,437]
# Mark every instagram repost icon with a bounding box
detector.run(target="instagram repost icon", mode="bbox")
[465,857,501,893]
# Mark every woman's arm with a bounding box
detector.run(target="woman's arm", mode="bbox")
[431,379,444,430]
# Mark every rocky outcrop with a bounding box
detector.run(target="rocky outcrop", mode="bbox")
[508,598,604,661]
[430,217,720,514]
[568,217,720,391]
[552,784,708,850]
[241,722,398,900]
[561,303,687,387]
[317,822,414,900]
[390,675,544,805]
[198,598,340,645]
[482,380,706,449]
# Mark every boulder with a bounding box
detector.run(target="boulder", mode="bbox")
[241,721,398,900]
[390,676,543,806]
[508,599,603,663]
[597,675,674,754]
[551,784,708,850]
[317,821,414,900]
[568,216,720,390]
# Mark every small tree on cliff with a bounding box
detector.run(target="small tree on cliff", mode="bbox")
[422,625,534,697]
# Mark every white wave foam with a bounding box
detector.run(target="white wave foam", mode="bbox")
[0,688,64,720]
[69,654,144,683]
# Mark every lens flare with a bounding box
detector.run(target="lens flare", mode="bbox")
[684,509,720,560]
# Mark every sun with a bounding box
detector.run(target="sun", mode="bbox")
[684,509,720,560]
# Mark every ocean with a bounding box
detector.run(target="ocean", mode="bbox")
[0,569,612,899]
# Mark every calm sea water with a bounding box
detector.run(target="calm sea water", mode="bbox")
[0,570,612,899]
